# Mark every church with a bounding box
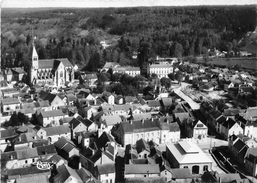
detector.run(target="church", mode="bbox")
[30,43,74,87]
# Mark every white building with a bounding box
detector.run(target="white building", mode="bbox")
[166,141,212,174]
[112,66,141,77]
[149,63,173,78]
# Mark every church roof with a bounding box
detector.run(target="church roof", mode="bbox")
[38,58,73,69]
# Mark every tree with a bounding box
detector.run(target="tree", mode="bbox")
[160,77,172,89]
[26,34,31,46]
[174,42,183,58]
[175,71,183,83]
[112,72,122,82]
[168,73,175,80]
[7,112,29,126]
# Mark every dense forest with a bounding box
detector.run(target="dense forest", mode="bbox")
[1,6,256,72]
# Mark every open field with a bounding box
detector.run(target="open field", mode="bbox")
[197,57,257,70]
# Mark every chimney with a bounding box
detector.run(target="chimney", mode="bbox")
[151,118,154,122]
[141,119,144,124]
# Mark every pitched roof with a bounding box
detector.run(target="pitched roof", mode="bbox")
[7,166,50,177]
[38,58,72,69]
[222,118,237,129]
[40,110,64,118]
[1,151,18,161]
[166,142,212,164]
[136,138,150,154]
[216,173,241,183]
[97,163,115,174]
[100,115,122,126]
[121,118,160,133]
[1,97,20,105]
[170,168,192,179]
[210,110,222,119]
[161,97,173,107]
[54,137,68,149]
[16,148,38,160]
[125,164,160,174]
[233,139,246,152]
[37,144,57,155]
[43,124,70,136]
[15,174,49,183]
[147,100,161,107]
[0,129,18,140]
[54,164,82,183]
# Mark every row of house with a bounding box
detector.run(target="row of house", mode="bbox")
[228,134,257,177]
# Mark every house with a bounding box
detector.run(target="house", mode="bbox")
[3,144,56,169]
[48,154,67,168]
[166,141,212,174]
[124,164,160,178]
[85,73,98,87]
[147,100,161,111]
[65,93,77,106]
[192,120,208,139]
[75,131,96,150]
[113,118,161,146]
[245,154,257,177]
[1,88,20,98]
[99,115,123,135]
[77,167,100,183]
[37,91,65,110]
[168,168,192,183]
[53,164,83,183]
[102,91,115,105]
[135,138,150,159]
[96,163,115,183]
[231,138,247,163]
[160,97,173,112]
[220,118,243,140]
[114,95,123,105]
[83,106,99,119]
[215,173,242,183]
[13,132,41,150]
[1,97,20,116]
[54,137,79,160]
[159,116,180,143]
[36,124,71,144]
[7,166,51,183]
[5,67,26,82]
[70,115,98,139]
[0,129,18,153]
[37,109,67,127]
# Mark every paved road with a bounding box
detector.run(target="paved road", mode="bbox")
[173,82,200,110]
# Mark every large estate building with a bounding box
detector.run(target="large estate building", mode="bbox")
[30,43,74,86]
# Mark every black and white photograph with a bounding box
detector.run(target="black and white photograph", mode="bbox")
[1,0,257,182]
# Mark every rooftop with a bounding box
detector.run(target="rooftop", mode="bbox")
[166,141,212,164]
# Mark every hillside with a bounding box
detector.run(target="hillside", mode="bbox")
[1,6,257,72]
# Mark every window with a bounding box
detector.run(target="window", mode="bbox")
[60,71,64,78]
[110,180,112,183]
[105,174,108,177]
[6,107,10,110]
[183,166,188,168]
[16,106,19,109]
[106,180,108,183]
[25,160,28,164]
[203,165,208,171]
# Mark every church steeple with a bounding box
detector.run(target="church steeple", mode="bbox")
[32,40,38,69]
